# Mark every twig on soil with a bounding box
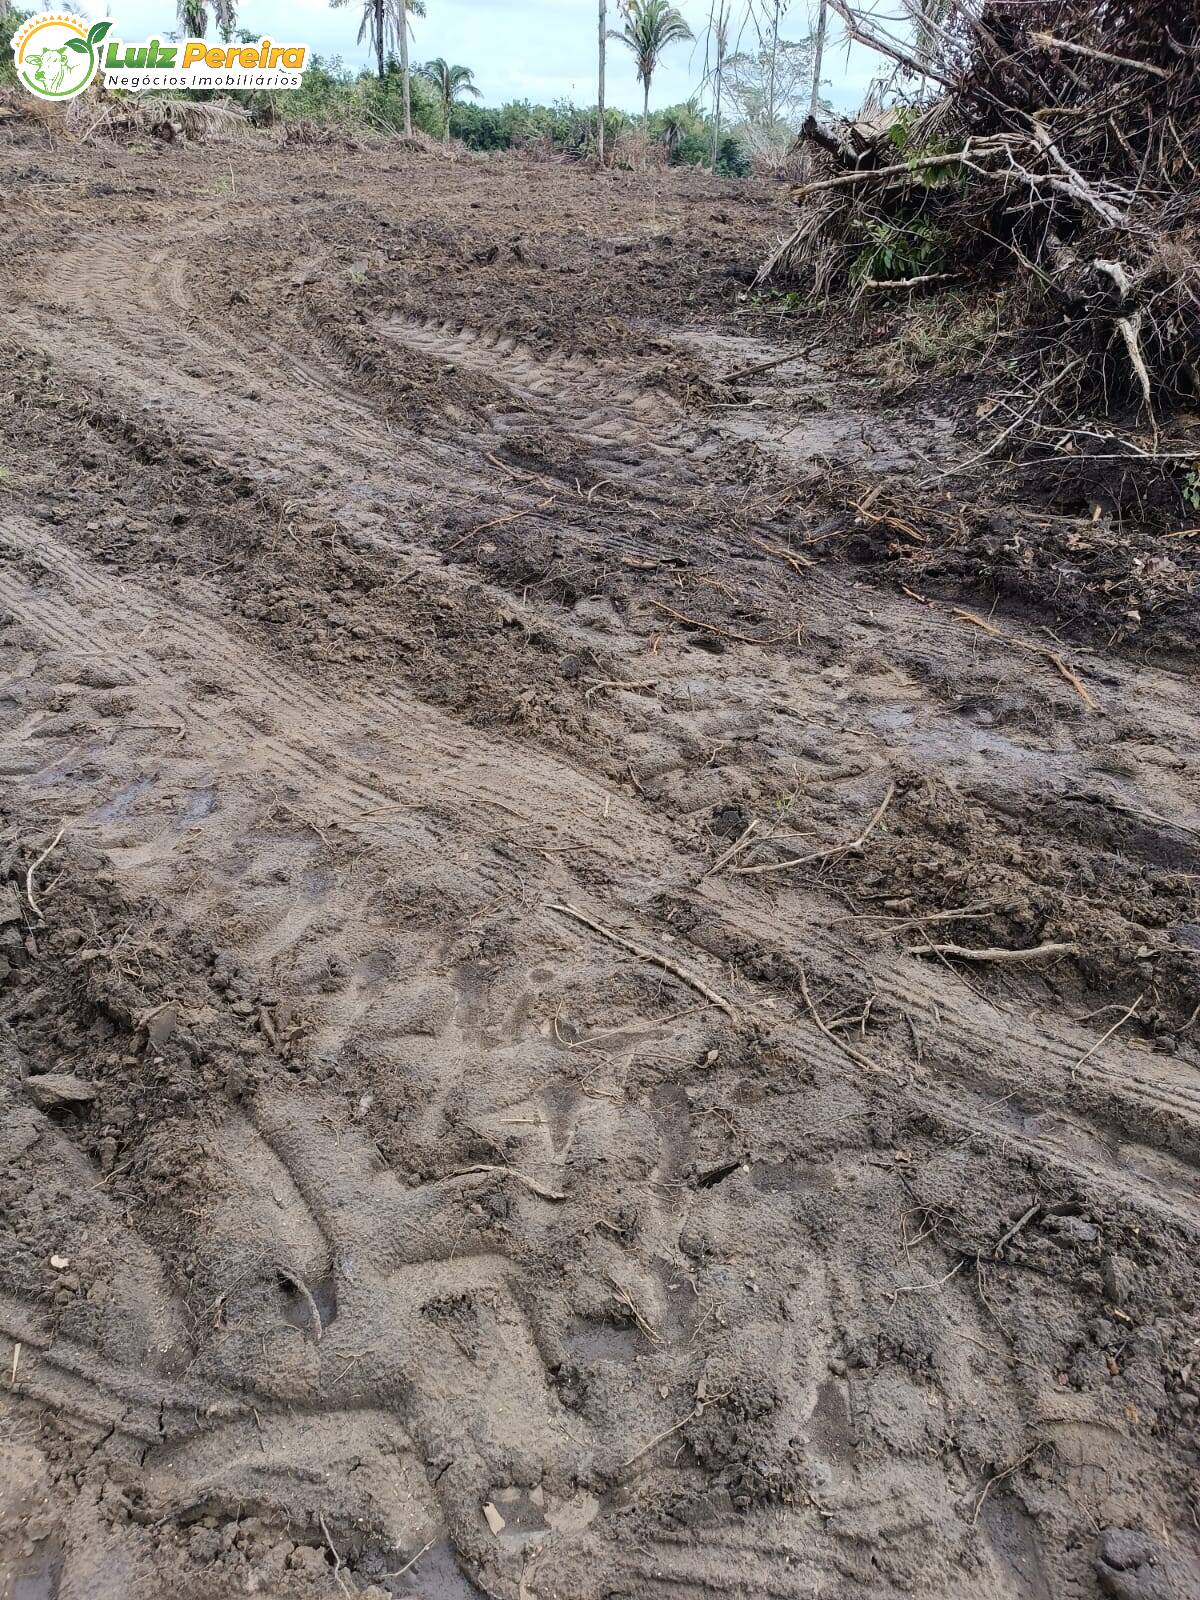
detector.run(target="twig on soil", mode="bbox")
[25,821,66,920]
[447,1164,566,1202]
[909,940,1078,964]
[485,451,551,488]
[277,1268,323,1343]
[449,495,555,552]
[608,1274,662,1343]
[1070,993,1143,1079]
[993,1202,1042,1258]
[950,608,1096,709]
[747,534,814,573]
[721,345,817,384]
[971,1441,1048,1525]
[549,902,737,1021]
[619,1404,705,1470]
[583,677,657,700]
[705,818,761,876]
[798,965,898,1082]
[887,1259,965,1301]
[319,1515,352,1599]
[10,1343,20,1388]
[732,784,895,877]
[646,599,785,648]
[386,1536,439,1580]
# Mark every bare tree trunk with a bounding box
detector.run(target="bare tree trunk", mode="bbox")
[443,103,450,148]
[400,0,412,136]
[374,0,384,80]
[767,0,781,125]
[597,1,606,165]
[643,74,650,124]
[710,2,728,168]
[809,0,826,119]
[801,0,826,176]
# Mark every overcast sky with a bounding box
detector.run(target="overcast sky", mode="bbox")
[95,0,885,114]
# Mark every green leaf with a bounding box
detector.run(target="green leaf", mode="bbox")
[65,37,89,53]
[88,20,113,45]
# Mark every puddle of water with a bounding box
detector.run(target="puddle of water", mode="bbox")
[6,1533,63,1600]
[386,1537,484,1598]
[490,1487,549,1545]
[753,1161,833,1195]
[807,1377,854,1468]
[279,1271,338,1336]
[175,786,217,830]
[539,1082,577,1156]
[565,1319,640,1363]
[91,775,154,824]
[866,706,1068,782]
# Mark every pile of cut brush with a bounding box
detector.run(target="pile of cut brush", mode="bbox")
[761,2,1200,522]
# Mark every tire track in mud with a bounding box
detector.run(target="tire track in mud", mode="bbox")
[8,510,1195,1207]
[6,505,1198,1303]
[3,156,1200,1599]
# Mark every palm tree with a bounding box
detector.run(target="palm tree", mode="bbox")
[610,0,694,124]
[177,0,235,35]
[418,57,481,148]
[331,0,423,87]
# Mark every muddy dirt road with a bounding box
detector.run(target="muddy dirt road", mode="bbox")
[1,132,1198,1600]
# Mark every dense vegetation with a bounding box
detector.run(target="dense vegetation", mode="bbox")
[0,5,756,174]
[247,53,747,173]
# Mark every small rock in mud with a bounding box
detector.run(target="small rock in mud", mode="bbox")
[23,1073,97,1112]
[1102,1254,1137,1306]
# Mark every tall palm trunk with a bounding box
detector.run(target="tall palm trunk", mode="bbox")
[802,0,826,175]
[643,74,650,124]
[443,99,450,148]
[766,0,780,124]
[597,1,606,164]
[809,0,826,119]
[374,0,384,79]
[400,0,412,135]
[710,2,728,168]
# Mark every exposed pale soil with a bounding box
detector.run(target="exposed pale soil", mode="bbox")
[0,128,1198,1600]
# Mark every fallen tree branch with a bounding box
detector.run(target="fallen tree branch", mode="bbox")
[859,272,963,289]
[1029,31,1172,80]
[908,940,1079,964]
[790,150,975,199]
[446,1164,566,1202]
[548,902,737,1020]
[1116,310,1155,422]
[732,784,895,877]
[25,822,67,920]
[1070,993,1143,1078]
[826,0,958,89]
[798,965,898,1081]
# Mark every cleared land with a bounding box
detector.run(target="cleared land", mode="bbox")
[0,133,1198,1600]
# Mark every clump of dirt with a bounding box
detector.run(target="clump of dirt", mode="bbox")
[823,469,1200,656]
[824,775,1200,1034]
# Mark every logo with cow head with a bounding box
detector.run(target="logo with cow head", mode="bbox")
[12,12,112,101]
